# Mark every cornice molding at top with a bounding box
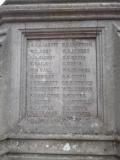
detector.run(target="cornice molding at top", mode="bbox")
[3,0,120,5]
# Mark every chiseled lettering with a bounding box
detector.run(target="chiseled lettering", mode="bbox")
[27,39,97,122]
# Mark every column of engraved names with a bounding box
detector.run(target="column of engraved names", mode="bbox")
[27,40,60,121]
[62,39,97,121]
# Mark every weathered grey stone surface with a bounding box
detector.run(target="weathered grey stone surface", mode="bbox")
[0,0,120,160]
[4,0,120,5]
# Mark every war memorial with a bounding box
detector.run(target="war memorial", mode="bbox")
[0,0,120,159]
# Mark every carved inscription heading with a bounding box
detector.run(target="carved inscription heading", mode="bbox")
[27,39,97,125]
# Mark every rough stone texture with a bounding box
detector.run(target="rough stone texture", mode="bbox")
[0,0,120,160]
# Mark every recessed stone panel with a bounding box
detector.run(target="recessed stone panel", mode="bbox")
[25,39,97,128]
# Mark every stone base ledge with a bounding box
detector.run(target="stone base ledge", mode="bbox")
[0,135,120,158]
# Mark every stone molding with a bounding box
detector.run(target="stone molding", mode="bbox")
[4,0,120,5]
[0,3,120,22]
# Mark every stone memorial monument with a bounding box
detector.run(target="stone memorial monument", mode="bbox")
[0,0,120,159]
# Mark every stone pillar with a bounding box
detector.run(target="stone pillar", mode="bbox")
[0,0,120,159]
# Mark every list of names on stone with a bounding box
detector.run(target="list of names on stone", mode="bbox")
[27,39,97,122]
